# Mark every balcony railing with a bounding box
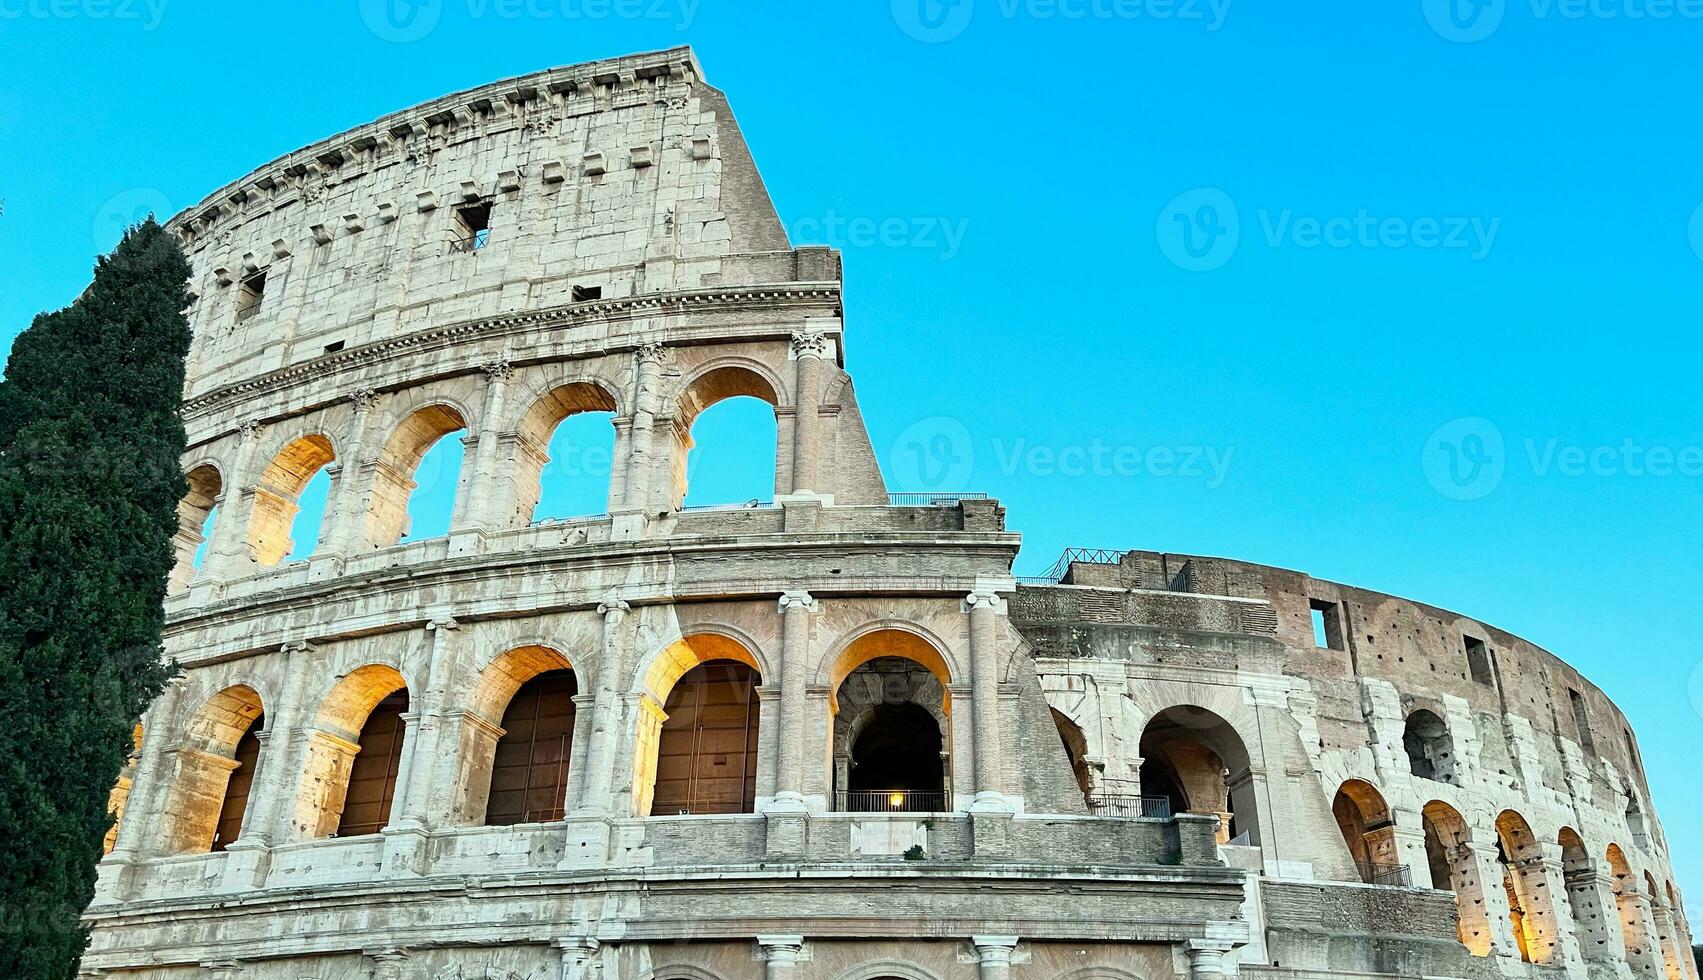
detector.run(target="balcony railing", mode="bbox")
[1357,862,1413,886]
[1086,794,1173,819]
[886,492,989,507]
[843,789,951,813]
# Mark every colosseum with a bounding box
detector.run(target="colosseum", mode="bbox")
[83,47,1693,980]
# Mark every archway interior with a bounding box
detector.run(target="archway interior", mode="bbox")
[335,689,409,837]
[832,654,949,812]
[1331,780,1395,883]
[1138,705,1253,843]
[211,713,264,852]
[1423,800,1494,957]
[516,382,620,524]
[486,669,577,826]
[1403,709,1457,784]
[1051,708,1093,798]
[650,660,760,816]
[673,366,779,508]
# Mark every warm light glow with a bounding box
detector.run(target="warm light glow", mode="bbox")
[888,793,904,807]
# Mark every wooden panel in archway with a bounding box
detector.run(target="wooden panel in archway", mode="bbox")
[336,690,408,837]
[211,714,263,852]
[650,661,759,815]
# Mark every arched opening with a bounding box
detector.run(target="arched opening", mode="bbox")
[1332,779,1402,884]
[249,434,335,566]
[632,634,763,818]
[1138,705,1254,845]
[160,686,265,854]
[1608,844,1658,976]
[1403,709,1457,784]
[828,630,953,813]
[673,366,779,509]
[1423,800,1495,956]
[486,669,578,826]
[1649,871,1686,980]
[170,464,222,589]
[1560,827,1612,960]
[515,382,619,524]
[1051,708,1094,799]
[1496,809,1557,963]
[290,665,408,840]
[365,404,467,548]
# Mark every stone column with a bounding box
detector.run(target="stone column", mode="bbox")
[787,331,828,495]
[200,420,266,582]
[1391,815,1433,888]
[363,947,410,980]
[620,343,666,513]
[575,599,632,815]
[1567,867,1625,963]
[770,591,816,810]
[554,936,601,980]
[393,617,460,828]
[323,388,381,557]
[964,586,1009,810]
[972,936,1019,979]
[757,935,805,979]
[453,359,513,534]
[99,676,189,899]
[237,642,314,848]
[200,961,242,980]
[1652,900,1686,980]
[1465,840,1523,960]
[1185,939,1239,980]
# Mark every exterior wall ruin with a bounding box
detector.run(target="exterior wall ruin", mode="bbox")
[80,48,1689,980]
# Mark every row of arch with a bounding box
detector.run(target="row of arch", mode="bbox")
[124,625,966,859]
[1331,777,1692,976]
[173,360,796,586]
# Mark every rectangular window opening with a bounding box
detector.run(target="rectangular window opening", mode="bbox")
[1569,689,1595,753]
[455,202,492,251]
[323,340,345,354]
[572,284,602,302]
[1309,598,1344,651]
[235,269,267,321]
[1464,635,1494,686]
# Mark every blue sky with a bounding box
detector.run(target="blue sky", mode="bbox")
[4,0,1701,914]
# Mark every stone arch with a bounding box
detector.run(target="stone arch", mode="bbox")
[1608,843,1662,978]
[1496,808,1559,963]
[364,402,469,549]
[1138,704,1254,844]
[831,963,947,980]
[1647,870,1686,980]
[459,644,581,826]
[159,685,265,855]
[1053,970,1146,980]
[288,664,409,840]
[248,432,336,566]
[669,360,783,508]
[512,379,621,524]
[818,622,958,703]
[1558,826,1615,962]
[1052,707,1093,797]
[824,627,957,812]
[637,968,728,980]
[1423,799,1495,956]
[170,462,223,589]
[1332,778,1399,883]
[1403,708,1457,784]
[630,632,765,817]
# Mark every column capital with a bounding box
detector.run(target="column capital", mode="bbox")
[350,386,380,411]
[757,933,806,958]
[480,358,514,381]
[554,935,601,954]
[972,935,1020,957]
[239,418,265,441]
[789,330,831,360]
[778,590,818,614]
[599,596,631,618]
[635,341,667,364]
[427,616,460,633]
[963,590,1003,613]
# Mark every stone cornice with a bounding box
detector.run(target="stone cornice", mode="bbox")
[181,283,843,425]
[164,46,701,246]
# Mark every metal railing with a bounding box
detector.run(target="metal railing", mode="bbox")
[1357,862,1413,887]
[1022,547,1132,585]
[677,498,772,512]
[1085,794,1173,819]
[887,492,990,507]
[449,229,491,253]
[843,789,951,813]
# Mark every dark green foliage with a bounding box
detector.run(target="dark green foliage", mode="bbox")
[0,220,192,979]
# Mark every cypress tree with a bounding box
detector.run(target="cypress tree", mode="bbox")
[0,219,192,979]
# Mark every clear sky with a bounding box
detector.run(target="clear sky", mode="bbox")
[3,0,1700,917]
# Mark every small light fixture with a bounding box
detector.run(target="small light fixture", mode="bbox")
[888,792,904,808]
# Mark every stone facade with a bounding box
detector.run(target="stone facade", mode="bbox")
[81,47,1690,980]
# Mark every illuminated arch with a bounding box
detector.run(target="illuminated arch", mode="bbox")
[1332,778,1397,882]
[159,685,265,854]
[364,403,469,548]
[170,462,223,589]
[461,644,581,826]
[669,361,783,508]
[287,664,408,840]
[631,632,766,817]
[1423,799,1494,956]
[1139,704,1254,844]
[512,380,621,525]
[248,433,336,566]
